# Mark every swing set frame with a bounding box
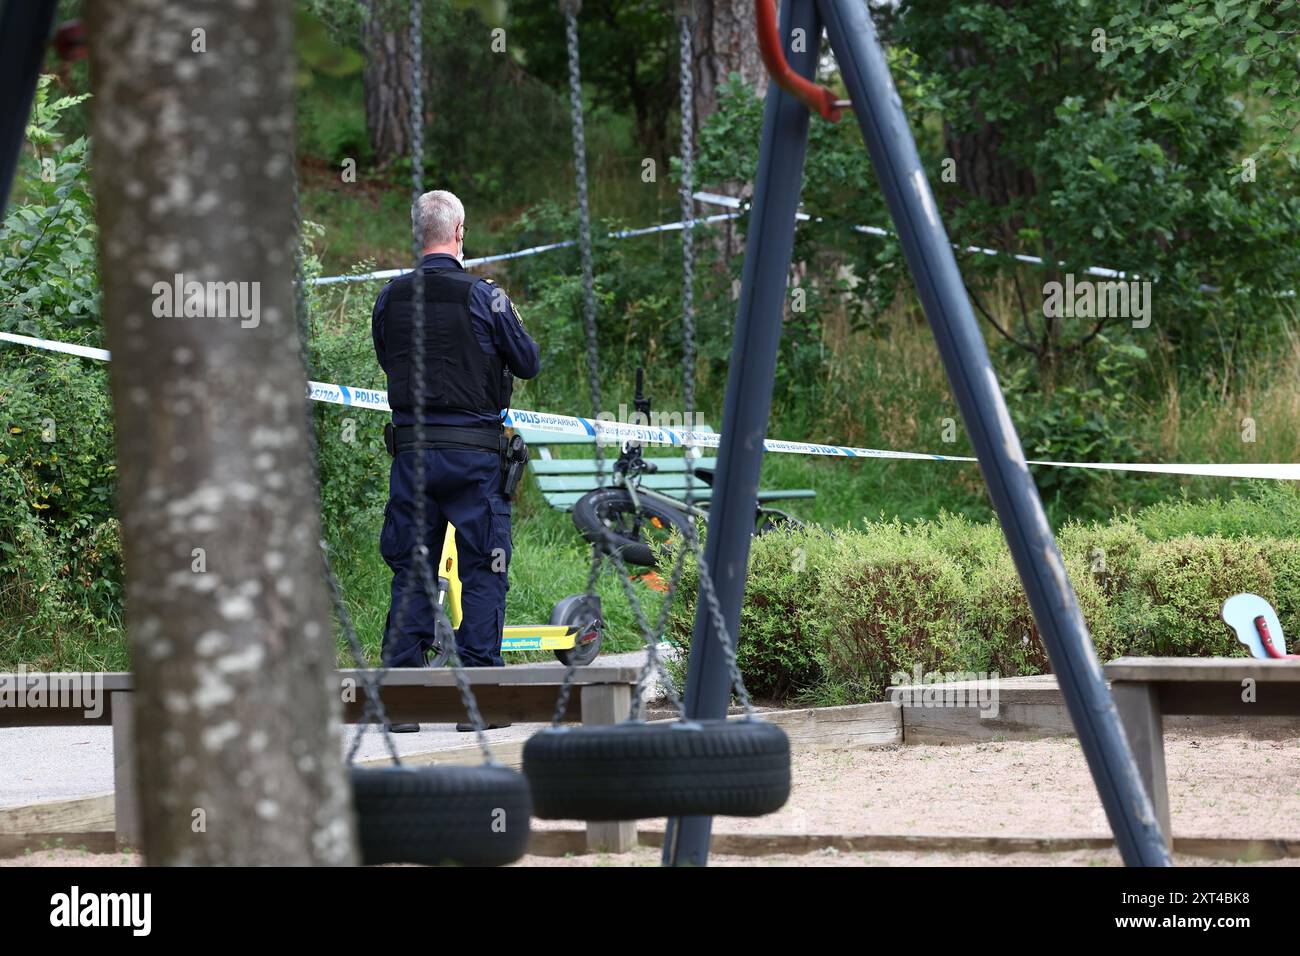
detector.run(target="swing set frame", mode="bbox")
[663,0,1173,868]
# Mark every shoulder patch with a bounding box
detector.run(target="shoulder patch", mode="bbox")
[510,301,525,328]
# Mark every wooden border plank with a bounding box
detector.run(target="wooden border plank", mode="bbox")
[524,829,1300,862]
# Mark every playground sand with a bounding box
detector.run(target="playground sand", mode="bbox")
[4,728,1297,867]
[524,726,1300,859]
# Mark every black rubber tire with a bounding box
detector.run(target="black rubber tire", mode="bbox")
[350,764,531,866]
[550,594,603,666]
[754,507,804,535]
[571,486,692,568]
[522,718,791,821]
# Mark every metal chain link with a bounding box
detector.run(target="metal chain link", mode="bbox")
[555,2,755,724]
[685,523,755,715]
[549,3,607,722]
[678,11,697,440]
[405,0,496,762]
[675,7,755,718]
[291,157,403,765]
[627,542,690,721]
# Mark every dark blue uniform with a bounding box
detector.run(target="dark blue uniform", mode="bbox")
[373,253,540,667]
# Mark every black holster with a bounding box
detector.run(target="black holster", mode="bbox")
[503,433,529,500]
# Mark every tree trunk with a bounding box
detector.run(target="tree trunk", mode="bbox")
[690,0,768,136]
[362,0,414,168]
[85,0,356,866]
[689,0,768,260]
[941,13,1036,234]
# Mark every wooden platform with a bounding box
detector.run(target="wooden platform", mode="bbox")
[5,663,1298,863]
[1105,656,1300,846]
[525,828,1300,863]
[889,671,1300,744]
[0,664,644,853]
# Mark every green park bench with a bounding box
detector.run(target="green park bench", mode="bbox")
[512,424,818,512]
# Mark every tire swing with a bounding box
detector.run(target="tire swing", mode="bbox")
[298,0,529,866]
[523,2,790,825]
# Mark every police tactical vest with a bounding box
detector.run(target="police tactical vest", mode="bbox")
[382,266,510,419]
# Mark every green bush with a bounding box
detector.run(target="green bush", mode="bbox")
[0,76,126,668]
[1128,482,1300,541]
[667,504,1300,706]
[665,526,836,700]
[305,290,390,537]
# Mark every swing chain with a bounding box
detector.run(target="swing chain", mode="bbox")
[406,0,495,761]
[291,175,402,765]
[674,7,755,717]
[549,2,608,724]
[625,544,690,720]
[554,1,755,724]
[677,10,697,432]
[625,10,714,721]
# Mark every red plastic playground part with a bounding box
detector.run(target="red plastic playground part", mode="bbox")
[1255,615,1300,660]
[754,0,843,121]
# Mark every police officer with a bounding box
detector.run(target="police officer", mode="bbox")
[372,189,539,730]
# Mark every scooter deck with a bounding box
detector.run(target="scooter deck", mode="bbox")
[501,624,577,651]
[440,526,582,653]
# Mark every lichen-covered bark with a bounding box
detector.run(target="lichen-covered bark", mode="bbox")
[690,0,768,261]
[361,0,413,169]
[691,0,768,136]
[85,0,356,865]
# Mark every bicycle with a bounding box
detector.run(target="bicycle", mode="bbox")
[570,369,802,568]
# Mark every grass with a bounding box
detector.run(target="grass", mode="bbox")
[330,480,672,665]
[297,78,680,281]
[9,70,1300,673]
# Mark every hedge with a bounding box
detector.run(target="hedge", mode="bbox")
[665,492,1300,704]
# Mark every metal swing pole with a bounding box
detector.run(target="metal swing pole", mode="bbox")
[663,0,820,868]
[814,0,1171,866]
[0,0,59,214]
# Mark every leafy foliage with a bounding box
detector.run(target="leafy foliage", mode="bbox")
[1,78,122,666]
[1101,0,1300,164]
[506,0,678,157]
[667,485,1300,704]
[2,76,98,333]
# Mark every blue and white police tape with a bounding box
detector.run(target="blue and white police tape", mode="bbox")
[308,208,743,286]
[4,330,1298,481]
[693,192,1133,280]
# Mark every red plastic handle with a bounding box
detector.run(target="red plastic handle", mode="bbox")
[755,0,842,121]
[1256,615,1300,660]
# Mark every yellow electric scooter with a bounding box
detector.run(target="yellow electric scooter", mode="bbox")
[428,525,604,667]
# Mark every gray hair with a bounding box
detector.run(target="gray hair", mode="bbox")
[412,189,465,248]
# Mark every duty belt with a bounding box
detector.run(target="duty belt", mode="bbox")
[388,424,505,455]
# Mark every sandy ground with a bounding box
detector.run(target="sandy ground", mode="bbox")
[521,729,1300,841]
[6,845,1295,868]
[6,726,1297,867]
[510,847,1300,867]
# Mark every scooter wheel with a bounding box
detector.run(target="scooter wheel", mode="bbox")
[550,594,603,666]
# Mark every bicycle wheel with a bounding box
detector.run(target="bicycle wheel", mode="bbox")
[755,507,803,535]
[571,487,692,568]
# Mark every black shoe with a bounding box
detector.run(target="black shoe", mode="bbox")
[456,722,512,732]
[387,722,420,733]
